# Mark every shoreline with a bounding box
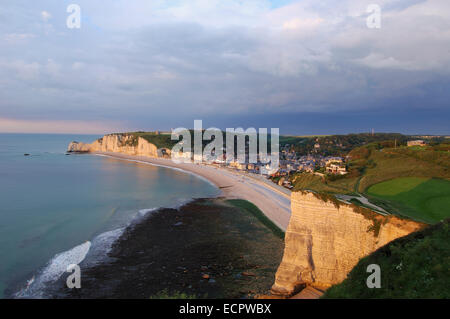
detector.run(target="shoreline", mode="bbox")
[93,152,292,231]
[9,151,291,298]
[48,198,285,299]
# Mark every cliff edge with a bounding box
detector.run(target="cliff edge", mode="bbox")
[68,134,170,158]
[271,191,426,296]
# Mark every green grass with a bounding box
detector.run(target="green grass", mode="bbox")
[357,146,450,192]
[291,172,351,194]
[292,143,450,195]
[322,219,450,299]
[291,143,450,223]
[367,178,450,224]
[131,132,178,149]
[226,199,285,239]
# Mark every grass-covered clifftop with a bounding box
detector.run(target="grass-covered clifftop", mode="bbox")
[367,177,450,224]
[110,130,280,153]
[280,133,410,157]
[290,141,450,223]
[132,132,179,149]
[349,142,450,192]
[292,141,450,194]
[108,132,178,149]
[322,219,450,299]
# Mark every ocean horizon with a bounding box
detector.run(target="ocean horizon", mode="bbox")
[0,133,219,298]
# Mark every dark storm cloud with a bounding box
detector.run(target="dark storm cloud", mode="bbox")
[0,0,449,134]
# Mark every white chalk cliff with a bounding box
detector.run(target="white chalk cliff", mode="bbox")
[68,134,169,158]
[271,191,425,296]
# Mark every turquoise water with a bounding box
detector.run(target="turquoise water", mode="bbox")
[0,134,219,298]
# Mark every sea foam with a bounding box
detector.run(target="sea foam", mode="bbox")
[16,241,91,298]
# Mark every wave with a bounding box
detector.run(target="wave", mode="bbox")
[81,228,124,268]
[15,241,91,298]
[13,167,206,299]
[138,207,159,218]
[13,205,168,298]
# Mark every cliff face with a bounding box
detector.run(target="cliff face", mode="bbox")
[68,134,165,158]
[271,191,425,296]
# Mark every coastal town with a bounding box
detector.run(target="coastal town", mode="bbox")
[171,141,348,190]
[75,131,449,194]
[63,130,450,301]
[210,153,346,190]
[170,134,448,192]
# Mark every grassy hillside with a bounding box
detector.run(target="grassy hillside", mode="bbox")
[291,172,360,194]
[354,144,450,192]
[367,178,450,224]
[280,133,409,157]
[294,141,450,194]
[123,131,279,152]
[322,219,450,299]
[291,142,450,223]
[130,132,178,149]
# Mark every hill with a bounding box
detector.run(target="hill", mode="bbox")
[290,141,450,223]
[108,131,177,150]
[280,133,409,156]
[367,178,450,224]
[322,219,450,299]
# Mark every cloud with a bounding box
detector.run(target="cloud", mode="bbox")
[347,2,448,59]
[0,59,41,80]
[282,17,324,30]
[3,33,36,42]
[355,53,421,71]
[41,10,52,22]
[0,0,449,134]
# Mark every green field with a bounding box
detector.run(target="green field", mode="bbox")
[367,177,450,224]
[322,219,450,299]
[291,143,450,195]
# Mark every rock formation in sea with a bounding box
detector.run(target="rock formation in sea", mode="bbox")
[67,134,170,158]
[271,191,426,296]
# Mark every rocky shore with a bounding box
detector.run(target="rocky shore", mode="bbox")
[48,198,284,299]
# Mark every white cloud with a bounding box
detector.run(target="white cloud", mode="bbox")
[71,62,85,70]
[0,0,449,128]
[282,17,324,30]
[41,10,52,22]
[0,59,41,80]
[44,59,61,76]
[355,53,420,71]
[3,33,36,42]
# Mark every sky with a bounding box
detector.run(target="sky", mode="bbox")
[0,0,449,135]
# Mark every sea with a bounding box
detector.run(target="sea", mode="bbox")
[0,133,220,298]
